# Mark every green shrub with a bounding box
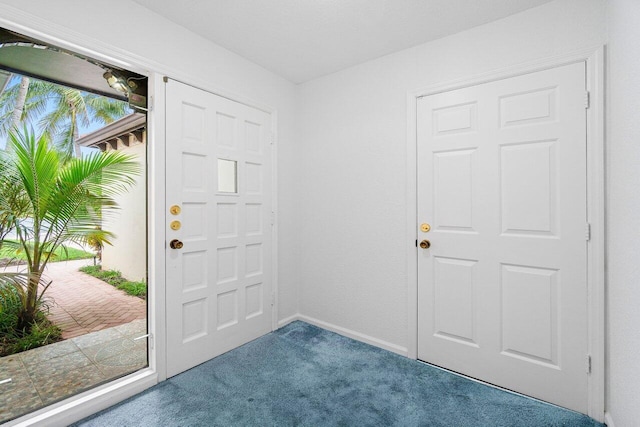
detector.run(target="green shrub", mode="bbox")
[4,320,61,354]
[0,292,61,356]
[79,265,100,275]
[116,281,146,297]
[80,266,146,299]
[0,287,21,335]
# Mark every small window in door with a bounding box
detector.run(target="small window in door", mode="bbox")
[218,159,238,193]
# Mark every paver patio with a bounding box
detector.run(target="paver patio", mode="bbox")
[43,259,147,339]
[0,259,148,423]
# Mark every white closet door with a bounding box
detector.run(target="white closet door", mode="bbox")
[417,62,588,413]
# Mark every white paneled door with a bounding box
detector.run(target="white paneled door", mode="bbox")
[165,79,273,377]
[417,63,589,413]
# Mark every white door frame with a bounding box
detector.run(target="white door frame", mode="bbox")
[0,6,279,426]
[406,46,605,422]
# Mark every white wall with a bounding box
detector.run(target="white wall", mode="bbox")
[101,142,147,282]
[295,0,606,352]
[6,1,637,424]
[0,0,299,321]
[606,1,640,426]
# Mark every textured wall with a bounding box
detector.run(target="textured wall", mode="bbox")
[606,1,640,425]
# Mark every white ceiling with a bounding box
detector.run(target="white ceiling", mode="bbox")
[131,0,554,84]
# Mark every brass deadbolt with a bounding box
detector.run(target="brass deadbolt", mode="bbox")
[170,220,181,231]
[170,205,181,215]
[420,223,431,233]
[169,239,184,250]
[419,239,431,249]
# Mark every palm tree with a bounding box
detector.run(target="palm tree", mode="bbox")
[10,76,30,133]
[0,75,40,148]
[0,150,29,245]
[0,127,139,330]
[38,87,129,158]
[0,75,129,157]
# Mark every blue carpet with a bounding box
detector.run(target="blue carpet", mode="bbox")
[74,321,602,426]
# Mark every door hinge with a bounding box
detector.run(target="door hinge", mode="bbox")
[584,91,590,109]
[271,293,276,307]
[586,355,592,374]
[270,132,275,145]
[271,211,275,226]
[585,223,591,241]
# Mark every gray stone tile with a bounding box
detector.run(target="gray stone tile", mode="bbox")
[95,346,147,380]
[98,345,147,368]
[27,350,92,378]
[0,373,43,423]
[71,327,124,349]
[34,364,107,406]
[1,324,146,421]
[97,360,147,381]
[0,353,27,378]
[19,340,80,368]
[80,337,138,363]
[115,319,147,338]
[133,336,149,351]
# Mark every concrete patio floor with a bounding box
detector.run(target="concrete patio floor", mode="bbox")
[0,319,148,423]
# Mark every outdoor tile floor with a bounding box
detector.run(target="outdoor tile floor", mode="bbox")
[0,259,148,422]
[0,319,148,423]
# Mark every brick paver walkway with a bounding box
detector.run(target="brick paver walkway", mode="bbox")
[42,260,146,339]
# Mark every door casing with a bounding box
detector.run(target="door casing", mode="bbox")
[406,46,606,422]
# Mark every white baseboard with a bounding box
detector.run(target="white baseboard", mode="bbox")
[604,412,615,427]
[277,313,300,328]
[10,370,157,427]
[291,314,408,356]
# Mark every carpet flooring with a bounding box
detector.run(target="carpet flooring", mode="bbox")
[74,321,603,426]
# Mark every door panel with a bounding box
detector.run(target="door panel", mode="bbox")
[417,62,588,413]
[166,80,272,377]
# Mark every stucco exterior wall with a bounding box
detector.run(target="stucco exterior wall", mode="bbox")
[101,141,147,282]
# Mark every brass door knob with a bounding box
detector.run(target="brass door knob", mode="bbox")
[169,239,184,249]
[419,239,431,249]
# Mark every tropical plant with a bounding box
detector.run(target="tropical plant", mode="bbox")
[0,150,30,247]
[0,75,130,157]
[0,127,139,331]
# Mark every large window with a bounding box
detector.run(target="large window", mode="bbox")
[0,28,149,423]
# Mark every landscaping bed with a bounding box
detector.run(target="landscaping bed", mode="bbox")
[0,289,61,356]
[79,265,146,299]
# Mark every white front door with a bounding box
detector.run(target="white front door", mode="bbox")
[417,62,589,413]
[165,79,273,377]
